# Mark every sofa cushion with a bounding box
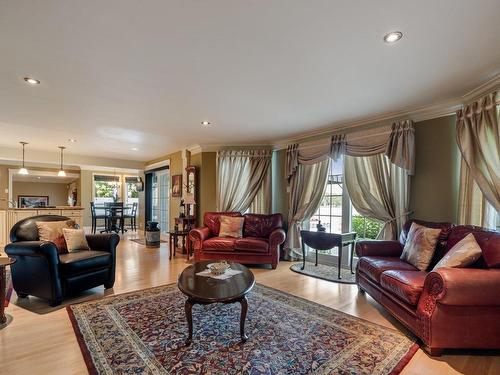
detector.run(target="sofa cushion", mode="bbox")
[234,237,269,253]
[59,250,111,275]
[446,225,500,268]
[243,213,283,238]
[219,216,244,238]
[358,256,418,283]
[380,270,427,306]
[202,237,236,251]
[400,222,442,271]
[203,212,242,237]
[433,233,482,270]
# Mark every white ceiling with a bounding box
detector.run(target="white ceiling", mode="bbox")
[1,0,499,162]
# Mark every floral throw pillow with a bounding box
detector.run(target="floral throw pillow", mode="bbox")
[400,222,442,271]
[36,220,77,254]
[219,216,244,238]
[433,233,482,270]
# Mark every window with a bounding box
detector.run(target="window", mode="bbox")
[305,157,383,260]
[93,174,121,204]
[124,176,140,209]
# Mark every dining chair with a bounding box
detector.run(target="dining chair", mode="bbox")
[300,230,357,279]
[124,202,138,231]
[90,202,107,234]
[104,202,126,234]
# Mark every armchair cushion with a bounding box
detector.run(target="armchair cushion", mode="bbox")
[36,220,77,254]
[243,213,283,238]
[234,237,269,253]
[59,250,111,276]
[357,256,418,283]
[380,270,427,306]
[63,228,90,251]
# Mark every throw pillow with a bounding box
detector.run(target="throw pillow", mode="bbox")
[219,216,244,238]
[433,233,482,270]
[62,228,90,252]
[36,220,77,254]
[400,222,442,271]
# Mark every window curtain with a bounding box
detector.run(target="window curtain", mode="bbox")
[456,92,499,217]
[283,136,345,259]
[457,94,499,229]
[216,149,272,214]
[345,154,410,240]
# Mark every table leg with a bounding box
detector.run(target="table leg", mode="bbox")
[350,242,355,274]
[182,235,186,254]
[184,299,194,346]
[0,267,6,324]
[168,234,172,260]
[239,296,248,342]
[337,245,342,280]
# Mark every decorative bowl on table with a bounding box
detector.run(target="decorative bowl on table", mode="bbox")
[208,260,230,275]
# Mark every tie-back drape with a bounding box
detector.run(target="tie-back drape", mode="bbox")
[216,149,272,214]
[284,120,414,258]
[456,92,500,213]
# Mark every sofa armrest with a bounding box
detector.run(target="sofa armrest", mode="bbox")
[5,241,60,264]
[355,240,403,258]
[189,227,212,250]
[269,228,286,248]
[86,233,120,254]
[422,268,500,306]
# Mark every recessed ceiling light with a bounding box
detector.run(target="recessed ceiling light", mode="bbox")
[68,138,77,143]
[383,31,403,43]
[131,147,139,151]
[24,77,40,85]
[201,121,211,126]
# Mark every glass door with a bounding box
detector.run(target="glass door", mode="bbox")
[147,168,170,237]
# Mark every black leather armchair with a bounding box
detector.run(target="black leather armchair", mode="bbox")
[5,215,119,306]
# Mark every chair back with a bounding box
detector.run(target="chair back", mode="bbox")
[300,230,341,251]
[105,202,125,219]
[10,215,70,242]
[90,202,97,217]
[130,202,138,216]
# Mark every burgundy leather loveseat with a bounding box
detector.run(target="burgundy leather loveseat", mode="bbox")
[189,212,286,269]
[356,219,500,355]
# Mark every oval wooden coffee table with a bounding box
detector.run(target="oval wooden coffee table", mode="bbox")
[177,261,255,345]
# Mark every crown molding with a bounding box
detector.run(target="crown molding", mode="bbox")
[186,144,203,155]
[186,143,273,153]
[271,74,500,150]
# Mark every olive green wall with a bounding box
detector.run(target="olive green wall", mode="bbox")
[410,115,460,222]
[190,152,217,224]
[272,149,288,219]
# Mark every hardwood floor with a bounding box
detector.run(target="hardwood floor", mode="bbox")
[1,233,498,375]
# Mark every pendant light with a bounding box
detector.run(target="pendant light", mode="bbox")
[58,146,66,177]
[18,141,29,175]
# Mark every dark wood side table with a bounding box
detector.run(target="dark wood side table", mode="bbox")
[168,230,191,260]
[1,257,16,328]
[175,216,196,231]
[177,261,255,345]
[300,231,357,279]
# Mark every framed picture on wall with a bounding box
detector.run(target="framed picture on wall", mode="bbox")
[18,195,49,208]
[171,174,182,197]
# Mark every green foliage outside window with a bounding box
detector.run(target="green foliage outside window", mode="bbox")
[352,216,382,239]
[127,183,139,198]
[95,181,117,198]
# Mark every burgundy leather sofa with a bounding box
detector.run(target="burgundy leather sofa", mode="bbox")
[356,219,500,355]
[189,212,286,269]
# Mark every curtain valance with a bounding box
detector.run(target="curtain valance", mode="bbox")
[285,120,415,181]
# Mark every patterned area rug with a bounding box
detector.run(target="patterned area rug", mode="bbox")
[290,261,357,284]
[67,283,418,374]
[4,269,12,307]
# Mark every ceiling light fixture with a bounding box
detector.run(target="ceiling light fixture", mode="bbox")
[201,121,211,126]
[68,138,77,143]
[18,141,29,175]
[24,77,40,85]
[131,147,139,151]
[58,146,66,177]
[383,31,403,43]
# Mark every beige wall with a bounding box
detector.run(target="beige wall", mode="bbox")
[410,115,460,222]
[13,181,69,206]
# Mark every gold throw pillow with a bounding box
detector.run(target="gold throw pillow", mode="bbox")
[219,216,244,238]
[433,233,482,270]
[62,228,90,252]
[400,222,442,271]
[36,220,77,254]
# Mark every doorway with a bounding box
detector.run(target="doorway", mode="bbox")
[145,168,170,237]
